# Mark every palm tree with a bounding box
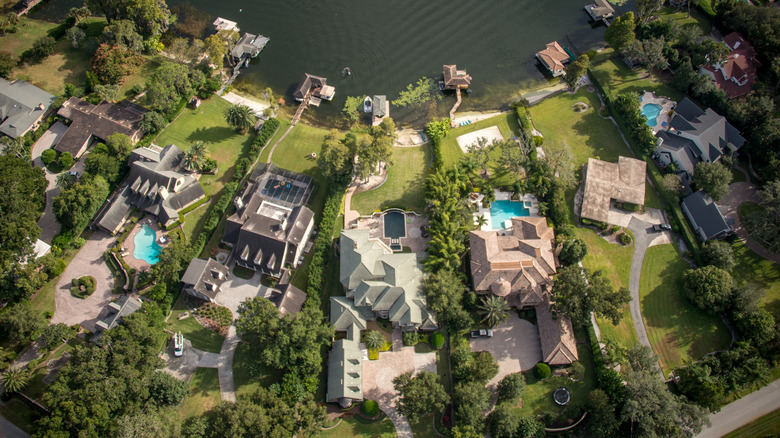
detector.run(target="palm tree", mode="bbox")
[184,141,209,171]
[478,295,509,328]
[363,330,386,351]
[224,103,256,134]
[1,367,29,394]
[474,214,488,229]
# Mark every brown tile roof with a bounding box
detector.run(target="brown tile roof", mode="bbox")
[700,33,760,99]
[55,97,146,156]
[469,217,556,298]
[581,157,646,223]
[443,65,472,89]
[536,297,579,365]
[536,42,570,74]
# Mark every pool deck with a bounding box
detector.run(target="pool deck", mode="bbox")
[354,212,429,253]
[123,220,170,272]
[473,191,539,231]
[640,91,676,135]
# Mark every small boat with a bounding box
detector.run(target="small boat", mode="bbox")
[343,67,351,76]
[364,96,372,113]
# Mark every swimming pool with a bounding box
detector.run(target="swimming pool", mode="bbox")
[383,210,406,239]
[133,224,162,264]
[490,200,530,229]
[641,103,663,127]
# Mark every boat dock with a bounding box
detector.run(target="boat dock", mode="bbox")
[449,88,463,127]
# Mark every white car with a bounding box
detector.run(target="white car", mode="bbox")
[173,332,185,357]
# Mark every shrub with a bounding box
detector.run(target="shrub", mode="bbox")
[534,362,551,379]
[430,332,445,349]
[70,275,96,298]
[361,399,379,417]
[30,36,56,59]
[58,152,73,168]
[497,372,526,401]
[72,237,86,248]
[41,149,56,165]
[403,331,419,346]
[619,233,632,245]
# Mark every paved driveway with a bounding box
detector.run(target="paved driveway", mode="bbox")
[469,312,542,392]
[51,231,116,332]
[362,329,437,438]
[161,338,204,382]
[214,267,272,315]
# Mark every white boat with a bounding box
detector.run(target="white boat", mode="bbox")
[364,96,372,113]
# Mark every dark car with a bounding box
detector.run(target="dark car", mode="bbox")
[470,329,493,338]
[420,225,429,238]
[652,224,672,232]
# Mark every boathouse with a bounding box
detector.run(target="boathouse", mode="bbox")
[230,33,270,63]
[535,42,573,77]
[584,0,615,22]
[442,65,472,90]
[372,95,388,126]
[292,73,335,105]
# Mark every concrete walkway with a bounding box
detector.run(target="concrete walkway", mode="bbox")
[176,325,239,402]
[719,182,780,264]
[697,378,780,437]
[221,92,270,117]
[217,325,239,402]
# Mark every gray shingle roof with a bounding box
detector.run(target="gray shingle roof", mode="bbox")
[666,98,745,165]
[95,295,142,332]
[326,338,363,405]
[0,78,56,138]
[182,258,229,301]
[293,73,328,100]
[681,191,732,241]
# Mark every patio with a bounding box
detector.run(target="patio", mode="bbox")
[355,211,430,253]
[640,91,676,134]
[473,190,540,231]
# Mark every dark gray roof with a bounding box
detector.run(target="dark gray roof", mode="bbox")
[230,33,270,59]
[668,98,745,164]
[293,73,327,100]
[95,295,142,332]
[656,130,699,177]
[373,95,387,118]
[55,97,147,156]
[0,78,56,138]
[681,191,731,241]
[182,258,229,300]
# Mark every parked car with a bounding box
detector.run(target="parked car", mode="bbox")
[173,332,185,357]
[68,171,79,178]
[470,329,493,338]
[652,224,672,232]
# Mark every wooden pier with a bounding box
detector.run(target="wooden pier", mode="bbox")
[449,88,463,126]
[291,89,314,126]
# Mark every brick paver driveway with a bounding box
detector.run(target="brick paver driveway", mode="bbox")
[52,231,115,332]
[470,312,543,393]
[362,329,436,438]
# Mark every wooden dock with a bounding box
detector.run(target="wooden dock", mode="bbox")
[449,88,463,126]
[291,89,314,126]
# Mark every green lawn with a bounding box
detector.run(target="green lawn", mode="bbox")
[179,367,221,419]
[31,247,80,314]
[639,244,731,373]
[656,6,713,35]
[409,415,439,438]
[731,240,780,317]
[513,343,595,418]
[440,112,520,171]
[316,416,396,438]
[589,51,685,103]
[167,295,225,353]
[232,342,284,398]
[154,96,254,239]
[351,143,431,214]
[723,409,780,438]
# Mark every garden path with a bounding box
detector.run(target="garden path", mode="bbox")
[719,182,780,264]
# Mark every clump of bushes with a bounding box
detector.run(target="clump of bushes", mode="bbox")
[534,362,551,380]
[70,276,96,298]
[431,332,445,350]
[403,331,419,346]
[619,232,632,246]
[58,151,74,168]
[41,149,56,165]
[361,399,379,417]
[497,372,526,401]
[196,303,233,329]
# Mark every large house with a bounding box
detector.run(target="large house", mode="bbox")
[699,32,760,99]
[655,98,745,185]
[55,97,147,158]
[535,42,572,77]
[326,303,364,408]
[469,217,579,366]
[95,295,142,333]
[442,65,472,90]
[0,78,56,138]
[580,157,646,224]
[181,258,230,303]
[292,73,335,102]
[222,164,315,277]
[338,228,437,331]
[681,191,733,241]
[96,144,206,233]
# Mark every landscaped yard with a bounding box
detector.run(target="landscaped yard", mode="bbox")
[589,51,685,103]
[639,244,731,373]
[154,96,255,239]
[232,342,284,398]
[655,6,713,35]
[440,112,520,171]
[179,367,221,419]
[351,143,431,214]
[723,409,780,438]
[730,240,780,317]
[167,295,225,353]
[315,416,396,438]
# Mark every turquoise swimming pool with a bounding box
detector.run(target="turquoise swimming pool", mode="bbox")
[490,200,530,230]
[133,224,162,264]
[641,103,663,127]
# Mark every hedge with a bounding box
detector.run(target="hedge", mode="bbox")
[431,332,445,349]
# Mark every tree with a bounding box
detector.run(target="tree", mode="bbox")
[498,136,532,179]
[422,269,466,328]
[391,77,441,109]
[317,130,350,177]
[87,0,170,38]
[94,83,120,102]
[675,362,725,411]
[692,161,731,201]
[604,12,636,53]
[661,173,684,198]
[497,372,525,401]
[0,51,16,79]
[183,141,209,171]
[58,151,74,168]
[91,43,143,85]
[116,408,181,438]
[451,425,483,438]
[0,155,46,272]
[0,302,47,342]
[148,371,187,406]
[53,176,110,231]
[487,403,520,438]
[564,54,590,89]
[204,29,238,70]
[67,27,86,48]
[477,294,509,328]
[701,240,735,272]
[30,36,56,59]
[102,19,143,52]
[393,371,448,423]
[145,61,191,114]
[224,103,255,134]
[622,370,710,436]
[1,367,29,394]
[586,389,619,438]
[559,238,588,265]
[40,323,74,350]
[167,37,204,64]
[363,330,386,351]
[635,0,663,24]
[341,96,363,126]
[454,380,491,427]
[627,344,659,374]
[150,232,191,283]
[84,143,122,183]
[682,266,734,313]
[553,265,630,326]
[69,5,91,24]
[139,111,166,135]
[468,137,495,176]
[471,351,500,383]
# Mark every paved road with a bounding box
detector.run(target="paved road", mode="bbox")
[0,415,29,438]
[697,378,780,438]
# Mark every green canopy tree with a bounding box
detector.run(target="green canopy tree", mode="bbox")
[552,265,630,326]
[0,155,46,273]
[393,371,447,423]
[564,54,590,89]
[145,61,191,114]
[454,380,491,427]
[421,268,466,328]
[604,12,636,53]
[559,238,589,265]
[693,161,732,201]
[700,240,736,271]
[0,302,48,342]
[53,176,110,231]
[317,130,351,177]
[682,266,734,313]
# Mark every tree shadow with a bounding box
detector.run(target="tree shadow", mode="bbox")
[186,126,238,144]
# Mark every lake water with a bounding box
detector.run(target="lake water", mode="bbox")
[33,0,630,124]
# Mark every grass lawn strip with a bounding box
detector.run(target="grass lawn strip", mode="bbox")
[351,142,431,214]
[179,367,221,419]
[639,244,730,373]
[723,409,780,438]
[167,295,225,354]
[730,240,780,317]
[315,415,396,438]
